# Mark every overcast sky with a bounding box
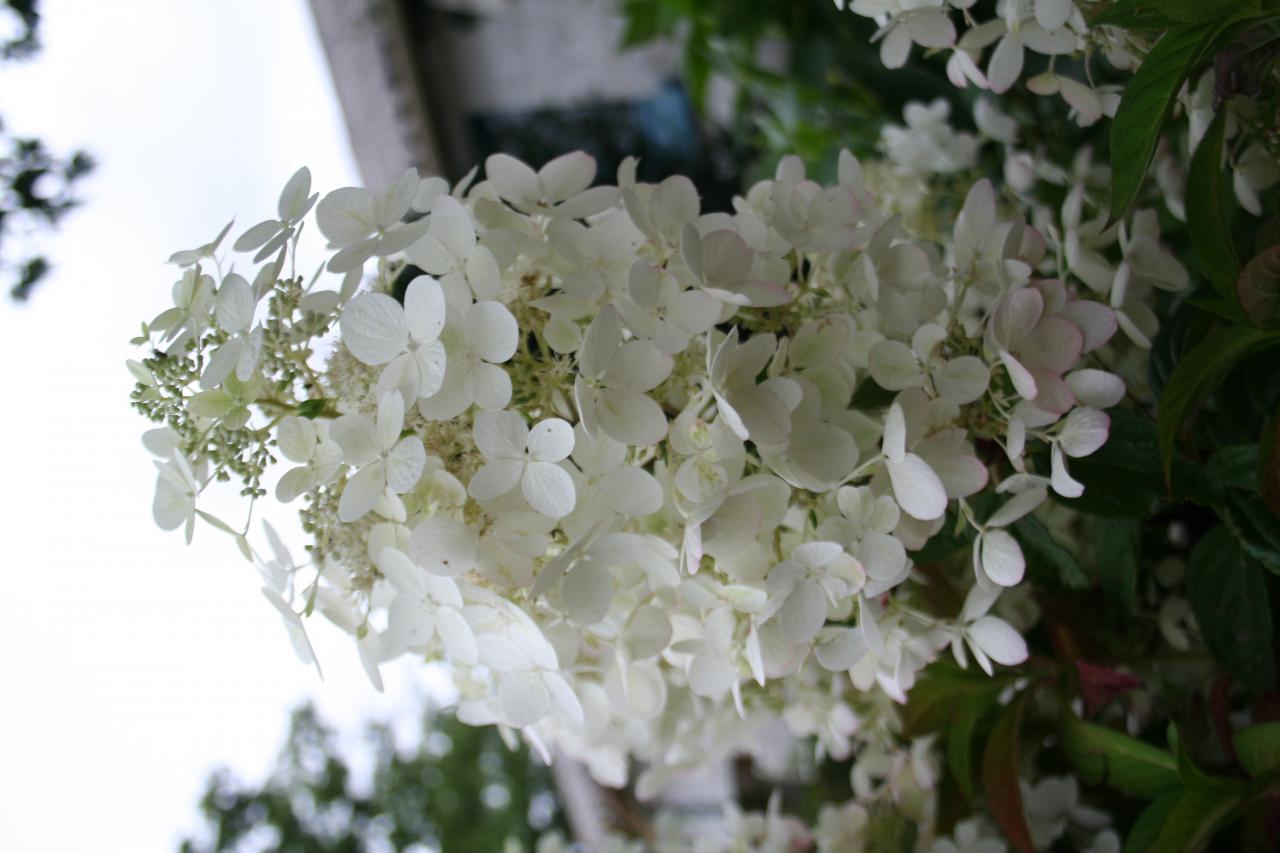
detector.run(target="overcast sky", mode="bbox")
[0,3,436,849]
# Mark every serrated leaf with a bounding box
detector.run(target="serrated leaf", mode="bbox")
[1157,324,1280,483]
[1187,111,1240,300]
[1234,722,1280,776]
[982,694,1035,853]
[1238,245,1280,328]
[1060,714,1180,798]
[1109,21,1221,222]
[1186,526,1277,693]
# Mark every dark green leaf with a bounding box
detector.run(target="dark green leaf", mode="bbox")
[1109,20,1221,222]
[948,707,983,802]
[1059,714,1181,798]
[1186,526,1276,692]
[1156,324,1280,483]
[982,694,1035,853]
[900,661,1010,736]
[1124,793,1181,853]
[1092,0,1180,29]
[1209,445,1262,490]
[1261,410,1280,518]
[1186,110,1239,299]
[1013,514,1090,590]
[1234,722,1280,776]
[1155,0,1257,23]
[1217,488,1280,573]
[1238,245,1280,328]
[1149,788,1243,852]
[1095,517,1140,611]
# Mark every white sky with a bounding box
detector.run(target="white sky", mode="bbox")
[0,3,437,850]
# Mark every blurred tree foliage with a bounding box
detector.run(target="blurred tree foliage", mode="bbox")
[0,0,95,301]
[617,0,1107,185]
[182,704,566,852]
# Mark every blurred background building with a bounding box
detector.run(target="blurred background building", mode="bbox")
[308,0,720,190]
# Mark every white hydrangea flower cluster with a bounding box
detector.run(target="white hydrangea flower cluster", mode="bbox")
[133,121,1189,812]
[835,0,1145,127]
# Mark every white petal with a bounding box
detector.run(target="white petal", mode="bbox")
[538,151,596,202]
[562,563,614,625]
[987,488,1047,528]
[887,454,948,521]
[1058,407,1109,458]
[979,529,1025,586]
[473,409,528,459]
[428,195,476,257]
[410,516,478,577]
[468,458,524,501]
[469,363,512,411]
[1066,369,1125,409]
[278,166,315,222]
[936,357,990,405]
[486,153,540,204]
[466,301,519,363]
[376,392,406,450]
[968,616,1028,666]
[601,467,663,517]
[436,606,478,665]
[499,670,551,727]
[340,292,408,366]
[339,462,387,522]
[907,10,955,49]
[987,34,1024,95]
[780,579,828,645]
[1050,442,1085,497]
[316,187,374,247]
[882,401,908,463]
[597,389,668,447]
[331,414,379,466]
[868,340,924,391]
[1000,350,1039,400]
[543,672,584,725]
[624,606,673,659]
[522,462,576,518]
[527,418,575,462]
[215,275,255,332]
[579,304,622,378]
[404,275,446,343]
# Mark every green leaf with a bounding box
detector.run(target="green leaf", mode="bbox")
[1209,445,1262,490]
[948,707,983,802]
[1013,515,1090,590]
[1124,793,1181,853]
[1186,526,1277,692]
[1059,714,1181,798]
[982,694,1035,853]
[1095,517,1141,611]
[1234,722,1280,776]
[1157,324,1280,483]
[900,661,1010,736]
[1238,245,1280,328]
[297,398,329,419]
[1155,0,1257,23]
[1186,110,1240,300]
[1109,20,1221,222]
[1217,488,1280,574]
[1149,788,1243,852]
[1261,410,1280,518]
[1092,0,1180,29]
